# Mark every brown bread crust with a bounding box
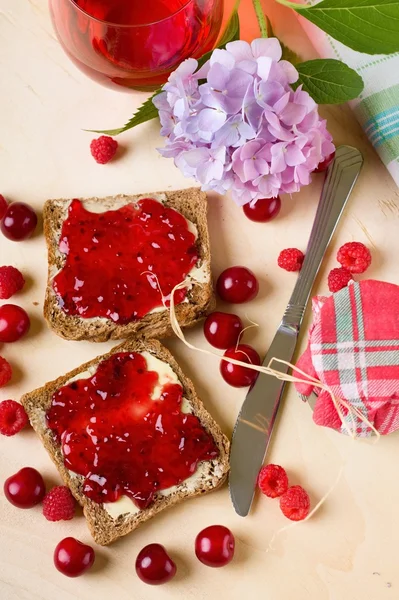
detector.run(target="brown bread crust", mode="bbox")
[43,188,215,341]
[21,339,230,545]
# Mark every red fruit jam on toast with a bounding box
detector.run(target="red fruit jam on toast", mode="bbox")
[46,352,219,509]
[52,198,199,323]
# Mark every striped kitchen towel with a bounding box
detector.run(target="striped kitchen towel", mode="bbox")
[299,2,399,187]
[295,280,399,437]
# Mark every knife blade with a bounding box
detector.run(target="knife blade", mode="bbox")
[229,145,364,517]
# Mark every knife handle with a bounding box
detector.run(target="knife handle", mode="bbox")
[283,145,363,329]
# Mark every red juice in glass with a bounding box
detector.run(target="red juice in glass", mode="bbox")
[49,0,224,90]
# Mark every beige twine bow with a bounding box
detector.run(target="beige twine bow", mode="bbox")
[167,279,380,440]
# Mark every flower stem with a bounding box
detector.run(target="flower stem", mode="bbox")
[252,0,269,38]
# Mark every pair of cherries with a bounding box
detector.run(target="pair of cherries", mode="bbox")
[205,266,260,387]
[136,525,235,585]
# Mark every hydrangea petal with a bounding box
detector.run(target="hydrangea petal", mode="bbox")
[196,61,211,79]
[210,48,235,70]
[285,144,306,167]
[296,111,319,132]
[237,60,258,74]
[225,40,253,62]
[197,159,224,184]
[270,145,288,174]
[207,62,230,91]
[268,122,296,142]
[152,91,169,111]
[257,81,286,108]
[169,58,198,82]
[182,147,209,167]
[238,120,256,139]
[243,159,261,182]
[240,139,263,160]
[294,164,312,185]
[251,38,282,61]
[213,115,254,148]
[200,84,223,109]
[173,97,188,119]
[279,60,299,84]
[243,84,264,132]
[257,56,273,81]
[273,91,290,114]
[198,108,227,132]
[280,102,309,126]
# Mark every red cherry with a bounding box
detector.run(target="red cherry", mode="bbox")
[135,543,177,585]
[204,312,243,350]
[314,151,335,173]
[54,537,95,577]
[216,266,259,304]
[0,304,30,342]
[4,467,46,508]
[220,344,260,387]
[243,197,281,222]
[1,202,38,241]
[195,525,235,568]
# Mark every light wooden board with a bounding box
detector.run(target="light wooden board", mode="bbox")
[1,1,398,599]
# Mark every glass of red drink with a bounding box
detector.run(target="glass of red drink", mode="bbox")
[49,0,224,91]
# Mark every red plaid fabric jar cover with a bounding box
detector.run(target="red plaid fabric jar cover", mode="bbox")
[295,280,399,436]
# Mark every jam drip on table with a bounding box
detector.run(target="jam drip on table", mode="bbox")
[46,352,219,509]
[53,198,199,324]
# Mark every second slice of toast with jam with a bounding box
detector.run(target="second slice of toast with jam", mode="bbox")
[43,187,214,342]
[21,339,230,545]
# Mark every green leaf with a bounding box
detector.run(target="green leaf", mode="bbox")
[217,7,241,46]
[281,41,301,64]
[87,90,161,136]
[294,59,364,103]
[277,0,399,55]
[266,14,274,37]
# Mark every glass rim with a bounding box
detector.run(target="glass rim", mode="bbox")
[65,0,195,28]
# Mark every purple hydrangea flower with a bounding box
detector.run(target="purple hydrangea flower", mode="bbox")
[154,38,335,205]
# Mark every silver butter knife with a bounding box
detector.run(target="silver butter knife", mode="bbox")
[229,145,364,517]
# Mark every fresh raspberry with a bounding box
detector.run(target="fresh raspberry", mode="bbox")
[280,485,310,521]
[0,400,28,436]
[337,242,371,274]
[0,194,7,220]
[278,248,305,272]
[90,136,118,164]
[0,266,25,299]
[0,357,12,387]
[258,464,288,498]
[328,267,353,293]
[43,486,76,521]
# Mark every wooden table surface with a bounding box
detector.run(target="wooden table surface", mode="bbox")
[1,2,399,599]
